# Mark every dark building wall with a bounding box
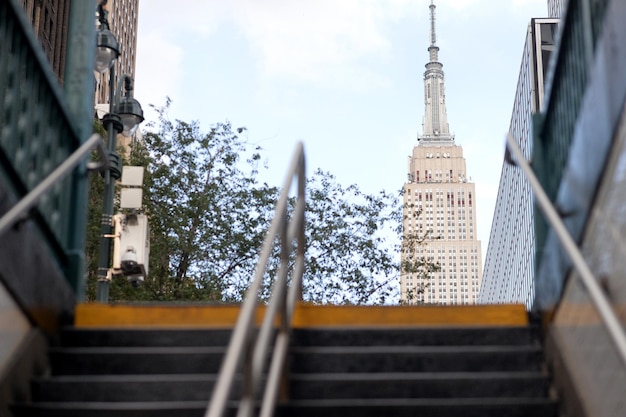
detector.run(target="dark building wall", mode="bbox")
[19,0,71,84]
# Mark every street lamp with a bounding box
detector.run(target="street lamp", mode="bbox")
[95,0,144,302]
[116,77,144,136]
[95,0,118,73]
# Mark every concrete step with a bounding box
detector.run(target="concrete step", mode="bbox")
[60,328,232,347]
[31,371,549,403]
[13,303,554,417]
[12,401,213,417]
[49,346,225,375]
[73,303,529,328]
[31,374,233,402]
[276,397,558,417]
[288,371,550,399]
[291,326,537,347]
[290,345,543,373]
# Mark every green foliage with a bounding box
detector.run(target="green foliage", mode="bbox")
[85,101,438,304]
[111,102,276,302]
[400,203,441,304]
[84,119,107,301]
[301,170,399,304]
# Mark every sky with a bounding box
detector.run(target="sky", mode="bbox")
[133,0,550,264]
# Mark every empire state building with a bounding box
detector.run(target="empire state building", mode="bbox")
[401,1,482,305]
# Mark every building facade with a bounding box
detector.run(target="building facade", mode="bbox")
[547,0,566,18]
[19,0,71,84]
[401,1,482,305]
[479,19,558,307]
[95,0,140,109]
[94,0,141,153]
[19,0,140,111]
[529,1,626,414]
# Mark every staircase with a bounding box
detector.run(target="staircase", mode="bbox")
[279,326,557,417]
[11,304,558,417]
[12,328,231,417]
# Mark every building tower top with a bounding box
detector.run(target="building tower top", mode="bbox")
[419,0,455,146]
[429,0,438,59]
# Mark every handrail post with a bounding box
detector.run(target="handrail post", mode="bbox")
[206,143,306,417]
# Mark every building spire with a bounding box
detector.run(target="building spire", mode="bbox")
[419,0,454,145]
[429,0,437,49]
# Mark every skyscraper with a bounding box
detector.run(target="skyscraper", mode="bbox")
[18,0,71,84]
[19,0,140,114]
[479,19,558,308]
[94,0,141,152]
[401,1,482,305]
[94,0,140,109]
[547,0,565,18]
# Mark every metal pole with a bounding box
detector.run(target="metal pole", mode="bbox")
[96,65,122,303]
[63,0,97,299]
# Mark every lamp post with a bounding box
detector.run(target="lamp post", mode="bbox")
[95,0,144,302]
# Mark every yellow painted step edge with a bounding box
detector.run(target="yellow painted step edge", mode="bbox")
[292,303,528,327]
[74,303,527,328]
[74,304,264,328]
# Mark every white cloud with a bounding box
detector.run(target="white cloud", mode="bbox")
[227,0,416,89]
[134,30,184,123]
[438,0,483,12]
[138,0,422,90]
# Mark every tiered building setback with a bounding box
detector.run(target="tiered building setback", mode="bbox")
[401,1,482,305]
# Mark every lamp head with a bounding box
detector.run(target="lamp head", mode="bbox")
[95,28,119,73]
[116,97,144,136]
[115,76,144,136]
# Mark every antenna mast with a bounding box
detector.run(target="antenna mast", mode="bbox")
[429,0,436,47]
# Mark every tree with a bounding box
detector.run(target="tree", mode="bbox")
[85,102,278,302]
[85,102,439,304]
[400,203,441,304]
[84,119,107,301]
[300,170,400,304]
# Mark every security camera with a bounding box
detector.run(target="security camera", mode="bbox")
[120,247,139,275]
[127,274,144,288]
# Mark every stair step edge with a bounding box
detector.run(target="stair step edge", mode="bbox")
[289,371,549,381]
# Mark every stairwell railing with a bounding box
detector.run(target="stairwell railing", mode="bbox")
[506,133,626,366]
[206,142,306,417]
[0,133,107,237]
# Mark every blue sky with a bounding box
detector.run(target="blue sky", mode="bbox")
[134,0,550,263]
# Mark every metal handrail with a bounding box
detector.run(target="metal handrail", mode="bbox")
[206,142,306,417]
[0,133,107,237]
[506,133,626,366]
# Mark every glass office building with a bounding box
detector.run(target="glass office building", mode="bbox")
[479,19,558,307]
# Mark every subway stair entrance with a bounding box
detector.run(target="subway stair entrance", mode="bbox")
[11,304,558,417]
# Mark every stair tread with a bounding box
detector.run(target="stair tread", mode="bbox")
[16,316,555,416]
[13,401,208,410]
[60,328,232,347]
[292,345,540,353]
[290,371,548,380]
[35,371,547,382]
[33,374,221,382]
[20,397,556,407]
[50,346,226,354]
[291,327,536,345]
[277,398,558,417]
[285,397,557,406]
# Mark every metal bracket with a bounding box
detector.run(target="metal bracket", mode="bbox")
[86,136,110,172]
